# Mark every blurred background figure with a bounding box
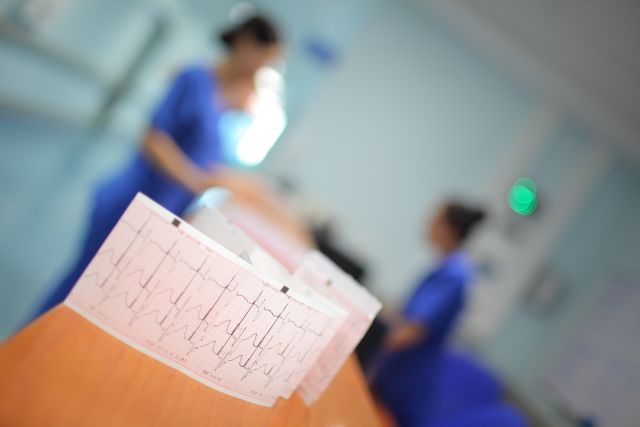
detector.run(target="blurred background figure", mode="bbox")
[368,201,486,427]
[33,13,285,316]
[2,1,640,426]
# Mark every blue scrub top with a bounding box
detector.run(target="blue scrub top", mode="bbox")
[35,65,225,316]
[98,65,225,217]
[373,250,474,427]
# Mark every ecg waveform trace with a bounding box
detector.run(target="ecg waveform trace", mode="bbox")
[293,253,382,404]
[66,194,337,406]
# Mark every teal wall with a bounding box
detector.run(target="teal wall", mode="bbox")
[484,151,640,422]
[0,0,380,130]
[265,0,536,304]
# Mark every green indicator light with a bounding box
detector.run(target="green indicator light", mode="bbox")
[508,177,538,216]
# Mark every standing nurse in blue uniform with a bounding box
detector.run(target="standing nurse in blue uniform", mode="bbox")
[372,202,486,427]
[35,15,282,315]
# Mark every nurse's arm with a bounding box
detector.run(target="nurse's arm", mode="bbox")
[384,322,427,351]
[142,129,210,193]
[142,129,271,196]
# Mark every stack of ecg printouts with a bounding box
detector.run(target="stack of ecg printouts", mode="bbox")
[65,193,381,407]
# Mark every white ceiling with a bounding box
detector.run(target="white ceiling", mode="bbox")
[420,0,640,155]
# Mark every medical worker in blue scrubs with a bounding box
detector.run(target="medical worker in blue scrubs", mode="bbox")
[35,15,282,315]
[372,202,486,427]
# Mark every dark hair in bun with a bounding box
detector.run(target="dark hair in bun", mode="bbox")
[443,202,486,243]
[219,14,280,49]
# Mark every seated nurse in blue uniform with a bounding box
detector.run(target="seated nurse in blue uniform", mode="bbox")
[34,14,283,317]
[372,201,486,427]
